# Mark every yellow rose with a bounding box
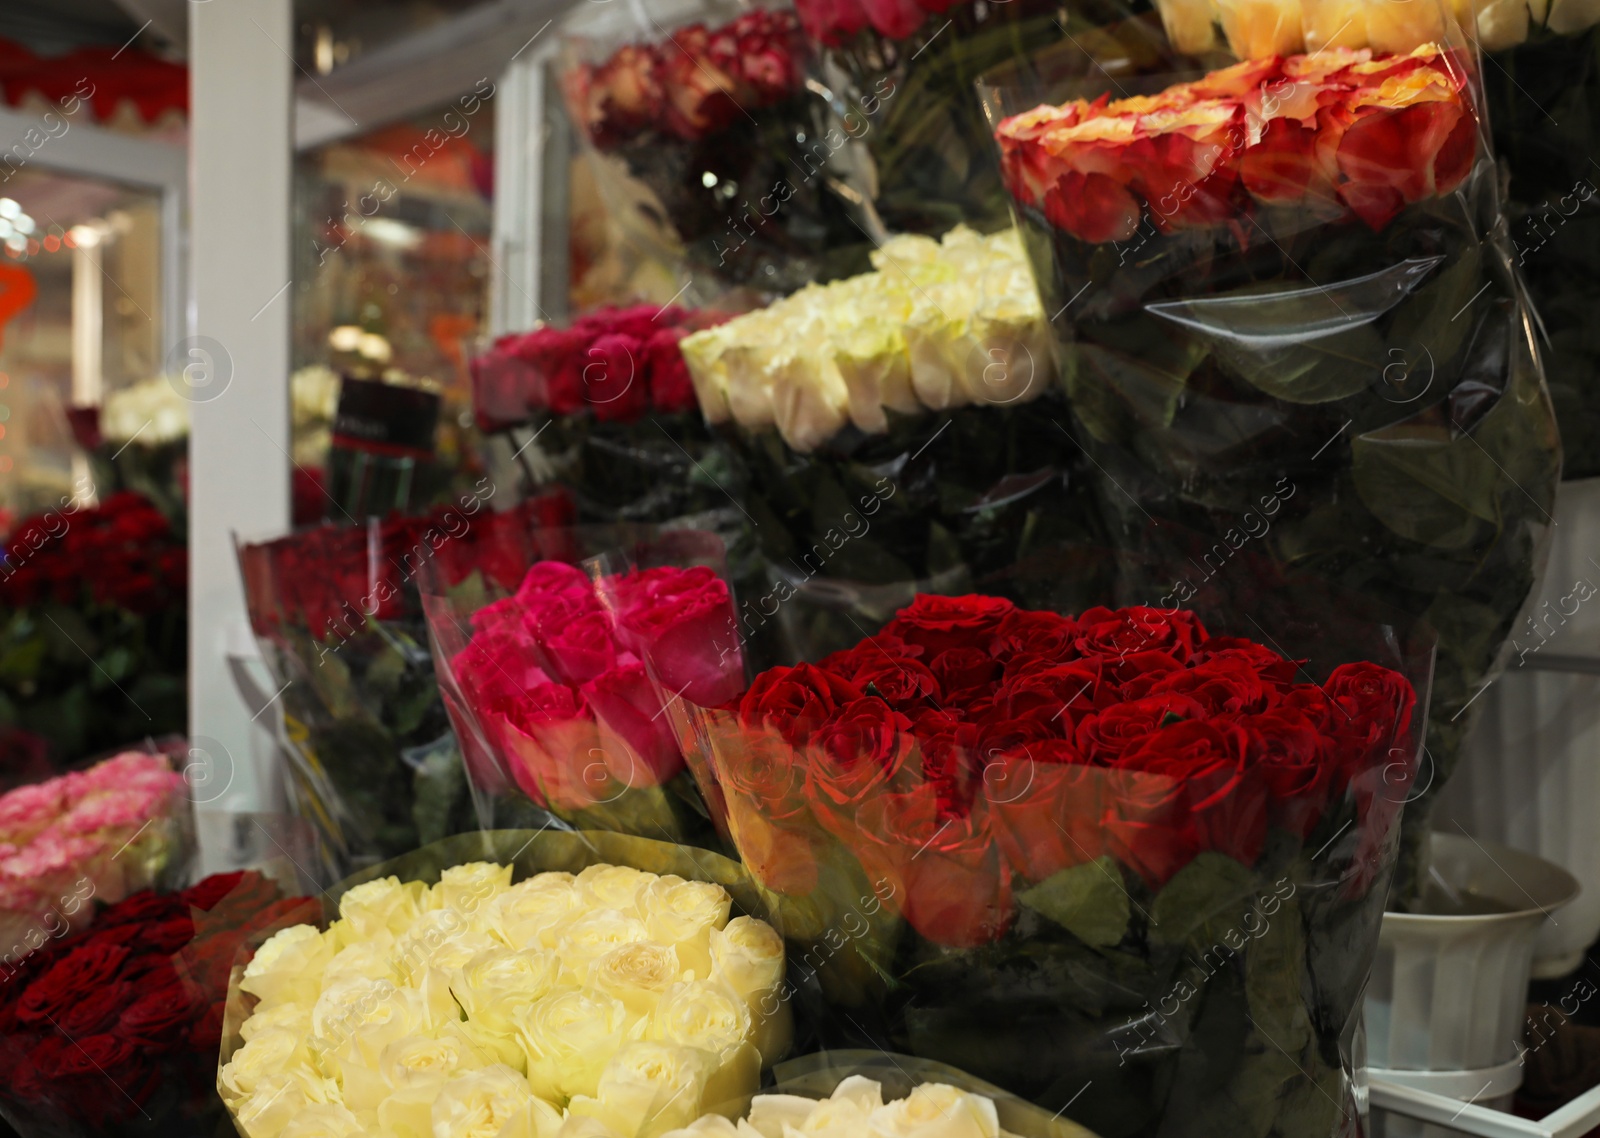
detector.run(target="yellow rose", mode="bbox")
[240,1002,312,1043]
[517,987,633,1102]
[590,942,683,1023]
[556,910,651,985]
[431,1064,561,1138]
[575,864,656,917]
[432,861,514,916]
[640,877,730,979]
[455,947,565,1035]
[278,1105,364,1138]
[219,1027,313,1101]
[232,1070,342,1138]
[336,875,426,944]
[647,981,759,1115]
[241,925,333,1009]
[708,919,790,1065]
[565,1042,718,1137]
[487,875,580,950]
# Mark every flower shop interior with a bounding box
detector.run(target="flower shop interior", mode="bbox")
[1,0,1597,1136]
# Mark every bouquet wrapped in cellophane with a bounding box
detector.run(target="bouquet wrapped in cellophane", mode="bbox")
[640,562,1430,1137]
[559,0,866,296]
[238,492,575,876]
[984,2,1559,902]
[680,223,1108,661]
[418,528,747,847]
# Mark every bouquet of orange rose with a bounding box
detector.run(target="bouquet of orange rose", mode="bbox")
[985,8,1560,903]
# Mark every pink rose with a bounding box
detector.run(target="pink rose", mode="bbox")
[617,568,745,707]
[582,659,684,786]
[543,610,618,686]
[863,0,926,39]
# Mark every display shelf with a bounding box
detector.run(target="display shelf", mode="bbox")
[1371,1075,1600,1138]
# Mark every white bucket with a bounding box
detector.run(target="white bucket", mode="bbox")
[1442,476,1600,978]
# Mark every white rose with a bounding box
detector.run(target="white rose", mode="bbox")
[590,942,682,1023]
[219,1027,313,1101]
[434,862,514,916]
[241,1002,312,1043]
[517,987,633,1102]
[396,910,500,983]
[312,977,436,1069]
[744,1094,817,1138]
[575,864,655,916]
[233,1070,343,1138]
[432,1064,562,1138]
[337,876,427,943]
[556,910,651,985]
[242,925,334,1009]
[708,918,790,1065]
[647,981,759,1114]
[324,940,401,986]
[656,1118,743,1138]
[769,347,851,454]
[488,875,580,949]
[455,947,564,1035]
[566,1042,718,1137]
[871,1084,1004,1138]
[279,1105,365,1138]
[641,877,730,980]
[369,1034,471,1138]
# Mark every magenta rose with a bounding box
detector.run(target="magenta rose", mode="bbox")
[513,326,587,414]
[618,569,745,708]
[581,659,684,785]
[585,332,649,422]
[543,610,618,686]
[645,327,698,414]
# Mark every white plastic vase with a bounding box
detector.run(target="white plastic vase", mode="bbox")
[1440,476,1600,978]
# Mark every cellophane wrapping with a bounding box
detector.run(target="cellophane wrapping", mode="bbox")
[237,493,574,875]
[984,3,1558,902]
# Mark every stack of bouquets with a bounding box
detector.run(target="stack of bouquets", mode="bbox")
[216,832,792,1138]
[0,491,188,762]
[420,532,746,845]
[794,0,1065,234]
[0,870,317,1138]
[986,6,1559,901]
[560,0,864,293]
[654,591,1427,1138]
[680,224,1105,657]
[0,750,190,961]
[471,305,743,530]
[237,491,575,876]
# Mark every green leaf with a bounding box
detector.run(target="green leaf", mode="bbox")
[1246,893,1311,1055]
[1019,856,1131,947]
[0,636,46,684]
[1150,853,1259,947]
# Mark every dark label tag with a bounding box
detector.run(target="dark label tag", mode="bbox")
[331,377,439,460]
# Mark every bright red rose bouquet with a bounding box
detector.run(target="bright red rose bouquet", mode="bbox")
[658,591,1427,1138]
[559,1,864,294]
[984,10,1559,904]
[0,492,187,764]
[236,491,574,875]
[0,870,317,1138]
[420,528,746,846]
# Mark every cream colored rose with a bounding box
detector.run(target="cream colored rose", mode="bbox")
[242,925,334,1009]
[232,1070,342,1138]
[575,864,655,917]
[488,875,580,950]
[566,1042,718,1137]
[312,977,434,1069]
[590,942,682,1023]
[434,862,514,916]
[323,940,401,986]
[370,1034,492,1138]
[219,1027,312,1101]
[656,1119,742,1138]
[395,909,499,983]
[556,909,651,984]
[431,1064,560,1138]
[875,1084,1006,1138]
[647,981,759,1114]
[455,947,564,1035]
[641,877,730,979]
[708,919,790,1065]
[240,1001,312,1043]
[517,987,633,1102]
[336,875,426,944]
[278,1104,365,1138]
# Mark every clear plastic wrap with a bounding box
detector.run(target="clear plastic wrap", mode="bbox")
[981,5,1559,903]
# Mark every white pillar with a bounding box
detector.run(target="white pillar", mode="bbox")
[188,0,294,814]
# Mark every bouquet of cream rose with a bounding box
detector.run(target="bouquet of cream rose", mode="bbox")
[680,224,1107,660]
[218,831,791,1138]
[986,4,1560,903]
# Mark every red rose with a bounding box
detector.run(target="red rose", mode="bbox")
[585,333,649,423]
[717,729,820,895]
[1045,171,1141,245]
[117,977,199,1049]
[1240,708,1332,839]
[1192,639,1303,686]
[1074,606,1209,664]
[806,697,917,823]
[56,980,135,1036]
[926,648,1001,707]
[55,1032,156,1110]
[181,873,245,913]
[990,608,1079,668]
[16,943,130,1025]
[884,594,1017,658]
[1101,765,1200,889]
[619,576,745,710]
[830,654,941,712]
[1145,656,1279,716]
[738,663,863,747]
[543,611,619,686]
[581,660,684,787]
[515,327,588,415]
[645,327,698,414]
[1324,662,1415,748]
[99,890,184,927]
[1102,649,1186,693]
[188,1000,227,1053]
[142,916,197,954]
[862,0,926,39]
[998,661,1105,729]
[1122,719,1267,872]
[984,740,1108,883]
[1074,693,1208,765]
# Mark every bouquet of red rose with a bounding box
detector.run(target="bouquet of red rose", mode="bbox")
[420,528,746,846]
[0,870,317,1138]
[560,1,865,294]
[0,492,187,765]
[660,591,1427,1138]
[985,10,1560,904]
[237,491,574,875]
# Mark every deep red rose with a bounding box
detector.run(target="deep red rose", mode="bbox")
[1103,649,1187,693]
[806,697,917,821]
[918,721,984,818]
[57,980,135,1036]
[884,594,1017,658]
[1101,765,1197,888]
[927,648,1002,706]
[99,889,184,927]
[990,608,1079,669]
[188,1001,227,1053]
[516,326,588,415]
[142,916,197,954]
[645,327,698,414]
[984,740,1109,883]
[1074,606,1209,664]
[1241,708,1332,839]
[1122,719,1267,872]
[1324,662,1415,743]
[1146,656,1280,716]
[738,663,863,747]
[832,655,941,712]
[1075,693,1208,765]
[56,1032,158,1113]
[16,943,130,1025]
[718,729,819,895]
[998,661,1105,729]
[180,872,245,913]
[1192,639,1303,686]
[117,978,199,1049]
[585,332,650,422]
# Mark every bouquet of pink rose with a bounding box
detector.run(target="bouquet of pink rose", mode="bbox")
[0,750,191,971]
[419,529,747,845]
